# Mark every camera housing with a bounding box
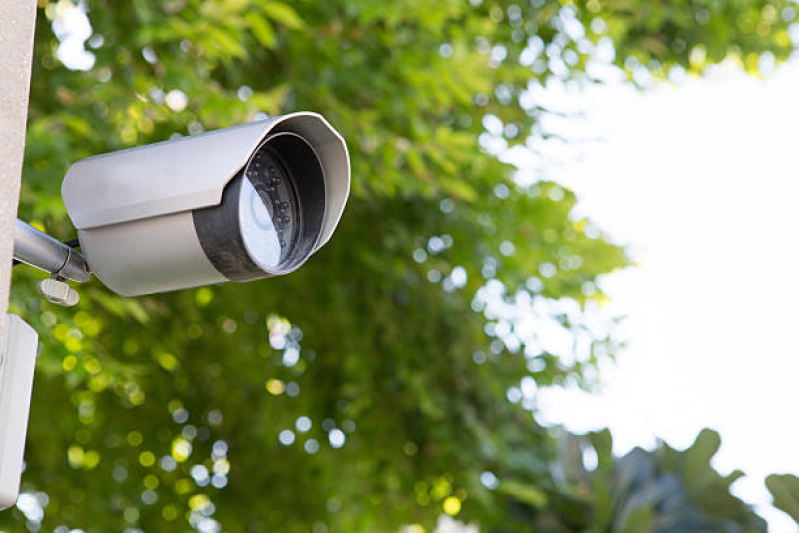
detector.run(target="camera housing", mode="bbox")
[61,112,350,296]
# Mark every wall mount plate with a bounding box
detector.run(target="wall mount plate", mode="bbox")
[0,314,38,510]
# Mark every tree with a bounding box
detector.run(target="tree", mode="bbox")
[506,429,767,532]
[5,0,793,531]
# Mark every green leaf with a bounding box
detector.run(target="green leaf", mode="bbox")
[497,480,548,508]
[766,474,799,524]
[244,12,276,48]
[261,2,304,29]
[683,428,722,488]
[587,429,614,471]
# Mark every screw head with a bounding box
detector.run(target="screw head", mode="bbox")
[37,278,79,307]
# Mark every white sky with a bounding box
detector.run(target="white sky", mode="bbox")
[529,59,799,531]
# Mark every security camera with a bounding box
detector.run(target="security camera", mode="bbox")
[60,112,350,296]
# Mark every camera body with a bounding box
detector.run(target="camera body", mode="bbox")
[62,112,350,296]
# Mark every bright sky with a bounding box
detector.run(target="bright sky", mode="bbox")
[527,59,799,531]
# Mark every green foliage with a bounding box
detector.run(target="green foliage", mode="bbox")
[503,429,766,532]
[5,0,794,531]
[766,474,799,525]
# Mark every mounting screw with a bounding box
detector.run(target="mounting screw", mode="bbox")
[37,278,79,307]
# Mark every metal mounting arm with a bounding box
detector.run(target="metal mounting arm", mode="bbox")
[12,219,91,283]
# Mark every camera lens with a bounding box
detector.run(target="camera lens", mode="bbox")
[193,132,326,281]
[238,145,300,270]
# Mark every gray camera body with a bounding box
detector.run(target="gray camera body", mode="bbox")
[62,112,350,296]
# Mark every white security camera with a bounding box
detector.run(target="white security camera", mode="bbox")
[60,112,350,296]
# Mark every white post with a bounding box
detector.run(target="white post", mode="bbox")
[0,1,38,337]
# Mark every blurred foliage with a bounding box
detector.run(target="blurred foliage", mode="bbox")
[503,429,767,532]
[4,0,795,531]
[766,474,799,525]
